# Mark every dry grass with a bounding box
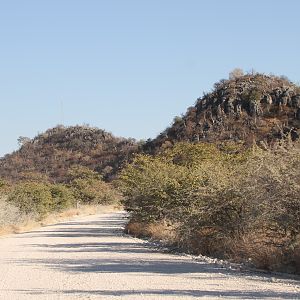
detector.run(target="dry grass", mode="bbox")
[125,221,148,237]
[229,232,300,273]
[0,196,30,234]
[125,219,300,274]
[125,221,176,243]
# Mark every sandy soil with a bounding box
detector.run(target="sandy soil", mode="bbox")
[0,211,299,299]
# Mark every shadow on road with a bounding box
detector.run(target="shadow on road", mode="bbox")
[10,288,300,299]
[11,213,300,299]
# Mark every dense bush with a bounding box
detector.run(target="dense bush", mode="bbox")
[120,142,300,273]
[68,166,120,205]
[5,165,120,220]
[120,143,249,224]
[7,181,76,217]
[50,184,76,211]
[8,182,53,217]
[0,164,121,232]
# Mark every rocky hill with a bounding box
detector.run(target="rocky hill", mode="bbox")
[1,72,299,182]
[144,73,300,153]
[0,125,138,182]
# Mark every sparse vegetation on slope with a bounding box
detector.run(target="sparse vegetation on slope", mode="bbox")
[0,125,127,235]
[144,73,300,153]
[0,125,138,183]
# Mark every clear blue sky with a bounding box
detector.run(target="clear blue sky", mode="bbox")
[1,0,300,157]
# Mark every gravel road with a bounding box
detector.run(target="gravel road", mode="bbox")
[0,211,299,299]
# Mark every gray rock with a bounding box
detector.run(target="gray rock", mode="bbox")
[280,95,289,106]
[296,108,300,120]
[249,101,261,116]
[224,99,235,114]
[292,95,300,108]
[291,128,299,141]
[235,103,242,116]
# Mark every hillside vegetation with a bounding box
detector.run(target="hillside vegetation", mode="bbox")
[0,125,130,233]
[120,141,300,274]
[119,71,300,274]
[1,71,300,275]
[0,125,138,183]
[145,72,300,153]
[0,166,121,234]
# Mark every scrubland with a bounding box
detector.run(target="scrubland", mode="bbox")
[119,141,300,274]
[0,166,121,236]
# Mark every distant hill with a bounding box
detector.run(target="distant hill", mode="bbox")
[0,125,138,182]
[1,72,300,183]
[144,72,300,153]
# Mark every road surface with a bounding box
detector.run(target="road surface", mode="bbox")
[0,211,299,299]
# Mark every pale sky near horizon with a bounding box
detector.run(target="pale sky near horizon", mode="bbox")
[1,0,300,157]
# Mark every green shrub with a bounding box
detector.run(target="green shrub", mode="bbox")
[67,166,120,204]
[119,143,248,225]
[8,182,53,217]
[50,184,76,211]
[7,181,78,218]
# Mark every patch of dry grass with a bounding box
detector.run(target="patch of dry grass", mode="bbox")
[125,220,176,244]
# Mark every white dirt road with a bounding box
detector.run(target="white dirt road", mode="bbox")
[0,211,299,299]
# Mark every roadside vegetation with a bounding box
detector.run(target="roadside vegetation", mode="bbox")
[119,141,300,274]
[0,166,121,235]
[1,72,299,276]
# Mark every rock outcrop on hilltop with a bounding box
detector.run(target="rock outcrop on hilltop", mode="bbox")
[0,125,138,182]
[144,73,300,153]
[1,73,299,182]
